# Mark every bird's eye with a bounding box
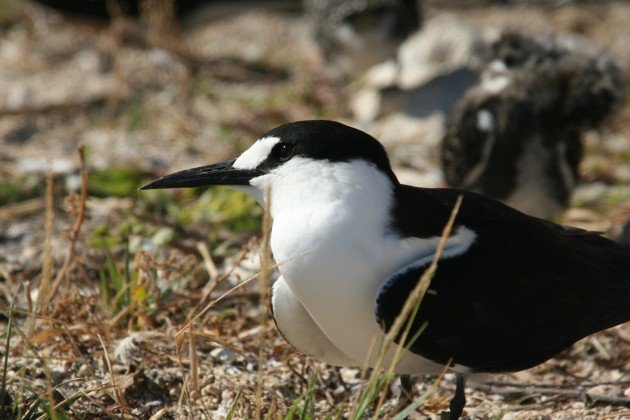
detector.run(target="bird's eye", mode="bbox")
[274,143,294,161]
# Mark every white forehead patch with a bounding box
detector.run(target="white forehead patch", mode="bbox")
[233,136,281,170]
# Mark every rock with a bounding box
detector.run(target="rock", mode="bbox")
[51,369,69,384]
[5,122,38,143]
[114,335,140,366]
[18,157,75,175]
[210,347,237,365]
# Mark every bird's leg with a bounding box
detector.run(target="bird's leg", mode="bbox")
[399,374,414,401]
[448,373,467,420]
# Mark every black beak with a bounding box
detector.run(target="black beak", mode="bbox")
[140,159,262,190]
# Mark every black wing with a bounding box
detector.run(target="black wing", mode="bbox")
[377,187,630,373]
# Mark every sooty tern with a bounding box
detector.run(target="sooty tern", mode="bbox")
[441,32,622,220]
[304,0,421,74]
[142,120,630,418]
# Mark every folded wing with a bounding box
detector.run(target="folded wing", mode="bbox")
[377,187,630,373]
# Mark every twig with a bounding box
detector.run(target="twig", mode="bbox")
[188,323,199,398]
[212,291,261,302]
[183,242,222,323]
[49,145,88,301]
[471,383,630,407]
[177,272,262,338]
[175,345,193,417]
[176,249,311,338]
[256,187,273,420]
[12,324,60,419]
[196,242,219,278]
[176,376,189,419]
[191,329,254,363]
[36,164,54,318]
[589,336,612,360]
[0,97,108,118]
[97,334,128,412]
[0,198,44,221]
[391,359,452,420]
[149,407,170,420]
[484,380,630,389]
[286,355,310,392]
[0,284,19,416]
[315,370,336,406]
[191,57,289,84]
[24,282,32,317]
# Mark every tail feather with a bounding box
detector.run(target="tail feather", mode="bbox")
[584,239,630,334]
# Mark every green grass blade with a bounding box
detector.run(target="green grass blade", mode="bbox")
[98,268,110,307]
[123,241,131,307]
[106,253,121,294]
[1,287,18,417]
[352,374,387,419]
[299,374,317,419]
[285,371,318,420]
[226,386,243,420]
[391,384,437,420]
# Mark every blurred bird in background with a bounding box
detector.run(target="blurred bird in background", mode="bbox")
[303,0,421,76]
[441,32,623,220]
[30,0,422,74]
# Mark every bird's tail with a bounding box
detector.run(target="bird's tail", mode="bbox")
[586,239,630,334]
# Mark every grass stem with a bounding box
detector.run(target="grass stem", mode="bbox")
[256,186,273,420]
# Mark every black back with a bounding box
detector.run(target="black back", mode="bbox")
[377,187,630,372]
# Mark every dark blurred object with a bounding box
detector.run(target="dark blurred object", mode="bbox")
[620,221,630,248]
[31,0,421,74]
[0,387,14,419]
[441,31,623,219]
[30,0,300,20]
[304,0,422,74]
[380,67,478,118]
[32,0,181,18]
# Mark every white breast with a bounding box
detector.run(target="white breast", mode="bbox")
[271,276,357,366]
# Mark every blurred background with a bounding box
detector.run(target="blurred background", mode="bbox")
[0,0,629,418]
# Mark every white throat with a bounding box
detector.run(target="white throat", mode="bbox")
[252,158,396,263]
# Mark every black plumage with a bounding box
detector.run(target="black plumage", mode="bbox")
[378,187,630,373]
[441,32,623,219]
[620,221,630,248]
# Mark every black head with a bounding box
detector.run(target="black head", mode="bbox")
[259,120,396,179]
[141,120,398,190]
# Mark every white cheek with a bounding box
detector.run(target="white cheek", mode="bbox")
[232,181,266,206]
[233,136,280,170]
[231,165,281,208]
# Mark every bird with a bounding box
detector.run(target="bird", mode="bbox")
[441,31,622,220]
[304,0,422,74]
[141,120,630,419]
